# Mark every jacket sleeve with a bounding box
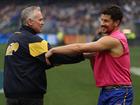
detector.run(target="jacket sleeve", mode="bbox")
[47,43,85,65]
[49,53,85,65]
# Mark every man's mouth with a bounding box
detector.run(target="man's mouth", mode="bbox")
[101,27,107,32]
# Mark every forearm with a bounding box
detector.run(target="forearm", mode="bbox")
[45,41,104,59]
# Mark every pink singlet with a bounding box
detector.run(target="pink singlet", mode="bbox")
[93,29,132,87]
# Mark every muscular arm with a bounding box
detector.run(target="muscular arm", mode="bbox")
[46,36,120,58]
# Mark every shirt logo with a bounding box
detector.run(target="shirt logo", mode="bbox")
[6,42,19,55]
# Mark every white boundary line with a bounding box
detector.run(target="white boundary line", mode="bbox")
[131,67,140,76]
[0,89,3,93]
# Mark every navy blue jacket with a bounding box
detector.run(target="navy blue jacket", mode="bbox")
[4,26,84,98]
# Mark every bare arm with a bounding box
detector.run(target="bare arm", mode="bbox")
[45,36,120,58]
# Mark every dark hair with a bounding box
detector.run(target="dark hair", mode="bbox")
[101,5,123,22]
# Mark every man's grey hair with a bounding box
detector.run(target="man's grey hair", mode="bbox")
[21,6,41,25]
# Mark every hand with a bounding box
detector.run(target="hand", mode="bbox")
[45,49,53,65]
[46,58,51,65]
[96,27,107,35]
[45,49,53,58]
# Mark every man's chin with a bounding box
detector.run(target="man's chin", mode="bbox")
[101,31,107,34]
[36,30,42,33]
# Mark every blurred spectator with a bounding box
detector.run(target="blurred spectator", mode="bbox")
[0,1,139,35]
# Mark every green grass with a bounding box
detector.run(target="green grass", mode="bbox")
[0,94,5,105]
[0,44,140,105]
[132,74,140,104]
[45,62,99,105]
[130,46,140,67]
[0,44,6,70]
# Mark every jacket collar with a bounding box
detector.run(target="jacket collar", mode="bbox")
[20,25,37,35]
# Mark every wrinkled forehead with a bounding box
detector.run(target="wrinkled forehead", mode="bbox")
[33,10,43,19]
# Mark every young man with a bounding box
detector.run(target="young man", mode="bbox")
[45,5,133,105]
[4,6,84,105]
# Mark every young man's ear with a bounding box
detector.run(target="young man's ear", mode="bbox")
[115,20,121,27]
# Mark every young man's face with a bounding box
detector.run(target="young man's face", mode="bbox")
[29,10,44,33]
[99,14,119,34]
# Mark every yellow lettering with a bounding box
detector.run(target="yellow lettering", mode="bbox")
[6,43,19,55]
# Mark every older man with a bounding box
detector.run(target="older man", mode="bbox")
[4,6,84,105]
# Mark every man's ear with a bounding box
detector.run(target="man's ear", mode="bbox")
[114,20,120,27]
[27,18,33,26]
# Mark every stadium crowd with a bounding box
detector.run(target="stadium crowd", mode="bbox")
[0,1,139,35]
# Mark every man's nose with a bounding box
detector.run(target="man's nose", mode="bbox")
[100,21,105,26]
[42,20,45,25]
[41,21,44,26]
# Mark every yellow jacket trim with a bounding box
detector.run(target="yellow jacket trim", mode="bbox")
[29,40,48,57]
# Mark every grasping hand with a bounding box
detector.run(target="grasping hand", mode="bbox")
[96,27,107,35]
[45,49,53,58]
[45,49,53,65]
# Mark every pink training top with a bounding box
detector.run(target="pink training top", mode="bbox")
[93,29,132,87]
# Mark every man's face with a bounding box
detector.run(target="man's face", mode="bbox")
[99,14,119,34]
[28,10,44,33]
